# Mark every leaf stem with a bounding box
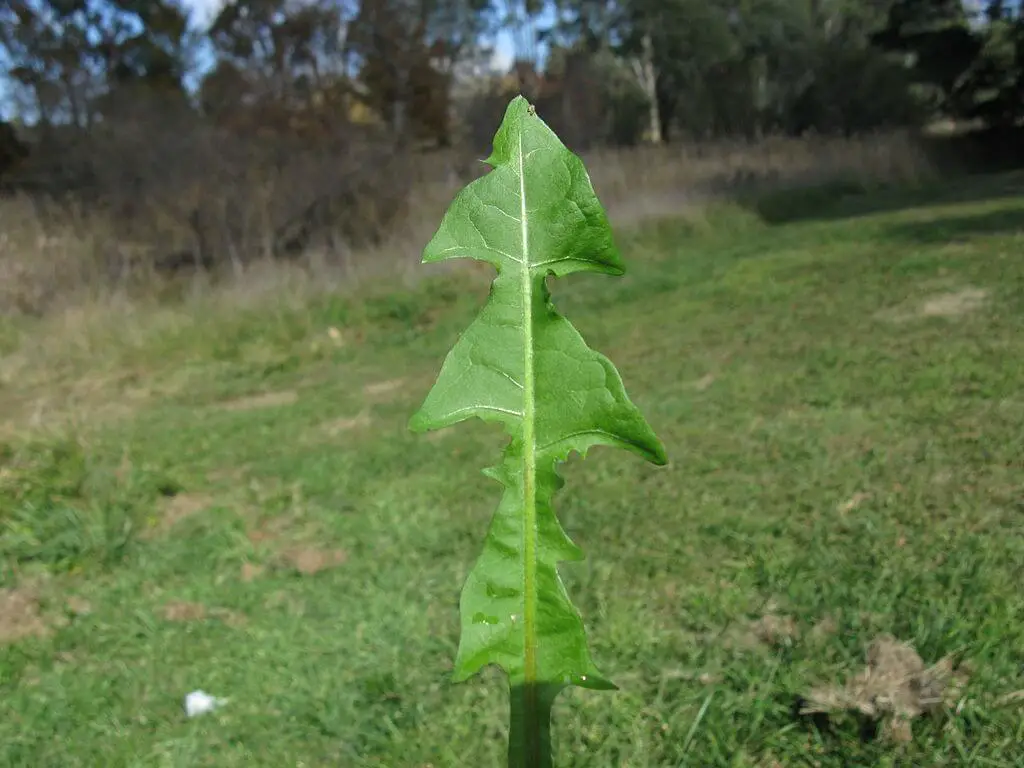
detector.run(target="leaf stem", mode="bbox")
[516,128,544,767]
[509,683,557,768]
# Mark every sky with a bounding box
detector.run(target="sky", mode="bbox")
[181,0,224,26]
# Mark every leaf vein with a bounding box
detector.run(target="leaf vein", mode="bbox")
[439,245,522,263]
[473,193,521,223]
[538,428,642,454]
[447,404,523,419]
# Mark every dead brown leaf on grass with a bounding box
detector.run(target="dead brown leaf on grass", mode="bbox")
[219,390,298,412]
[281,546,348,575]
[0,587,50,644]
[800,634,969,744]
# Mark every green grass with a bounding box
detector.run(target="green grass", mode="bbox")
[2,173,1023,766]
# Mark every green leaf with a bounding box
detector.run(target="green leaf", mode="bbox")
[410,95,667,767]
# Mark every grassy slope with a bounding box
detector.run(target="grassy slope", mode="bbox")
[1,174,1023,767]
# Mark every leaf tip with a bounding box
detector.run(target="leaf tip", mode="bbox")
[650,440,669,467]
[574,673,617,692]
[407,410,429,433]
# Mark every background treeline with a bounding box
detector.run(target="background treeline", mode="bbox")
[0,0,1021,304]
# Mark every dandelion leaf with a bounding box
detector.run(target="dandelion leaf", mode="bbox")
[409,96,667,764]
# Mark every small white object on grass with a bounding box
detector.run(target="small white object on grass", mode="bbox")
[184,690,227,718]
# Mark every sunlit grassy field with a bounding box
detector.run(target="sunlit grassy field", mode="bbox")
[1,173,1023,766]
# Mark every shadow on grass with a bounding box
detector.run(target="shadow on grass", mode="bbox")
[742,172,1024,227]
[732,127,1024,228]
[882,206,1024,246]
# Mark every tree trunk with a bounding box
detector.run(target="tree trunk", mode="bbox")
[631,32,662,144]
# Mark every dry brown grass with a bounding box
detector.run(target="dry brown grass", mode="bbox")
[0,131,936,440]
[0,131,933,318]
[0,585,51,644]
[874,285,991,323]
[586,130,932,224]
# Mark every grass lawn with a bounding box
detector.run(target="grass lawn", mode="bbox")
[1,173,1023,766]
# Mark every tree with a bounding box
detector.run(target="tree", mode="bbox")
[965,1,1024,127]
[872,0,1024,128]
[206,0,353,121]
[0,0,193,129]
[348,0,496,145]
[0,120,29,184]
[538,0,929,141]
[872,0,982,119]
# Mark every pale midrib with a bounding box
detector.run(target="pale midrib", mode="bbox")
[517,128,539,691]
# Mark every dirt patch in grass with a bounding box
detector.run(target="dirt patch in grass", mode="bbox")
[245,510,299,548]
[219,390,299,412]
[877,286,990,323]
[0,383,144,439]
[163,601,208,622]
[240,562,265,582]
[301,411,372,447]
[0,587,50,644]
[692,373,717,391]
[162,600,247,627]
[323,411,372,435]
[808,615,839,645]
[750,613,801,647]
[363,378,407,398]
[721,611,801,652]
[65,596,93,616]
[279,546,348,575]
[246,528,277,546]
[800,634,969,743]
[151,492,214,534]
[919,287,988,318]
